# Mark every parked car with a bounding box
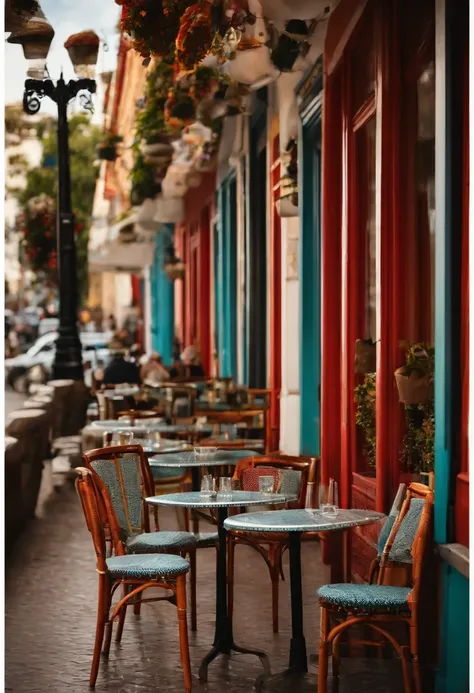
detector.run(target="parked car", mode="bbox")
[5,331,112,392]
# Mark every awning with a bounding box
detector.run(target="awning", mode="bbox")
[88,239,153,274]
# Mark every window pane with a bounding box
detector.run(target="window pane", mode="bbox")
[356,116,377,342]
[416,62,436,341]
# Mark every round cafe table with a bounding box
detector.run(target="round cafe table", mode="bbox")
[91,419,215,436]
[146,491,287,683]
[149,448,261,491]
[224,508,384,691]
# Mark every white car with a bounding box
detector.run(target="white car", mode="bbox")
[5,331,112,392]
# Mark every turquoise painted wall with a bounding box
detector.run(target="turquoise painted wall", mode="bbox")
[299,117,322,455]
[435,564,469,693]
[150,224,174,365]
[216,174,237,378]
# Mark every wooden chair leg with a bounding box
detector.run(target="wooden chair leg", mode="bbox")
[176,575,192,693]
[90,576,109,687]
[227,534,235,630]
[332,631,342,693]
[133,583,142,616]
[183,507,190,533]
[409,619,422,693]
[115,583,128,643]
[317,607,330,693]
[401,645,414,693]
[269,544,280,633]
[189,549,197,631]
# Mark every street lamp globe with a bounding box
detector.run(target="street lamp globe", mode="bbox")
[64,30,100,79]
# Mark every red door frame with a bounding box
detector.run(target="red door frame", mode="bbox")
[269,122,282,451]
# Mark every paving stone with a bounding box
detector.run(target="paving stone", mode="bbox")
[6,478,404,693]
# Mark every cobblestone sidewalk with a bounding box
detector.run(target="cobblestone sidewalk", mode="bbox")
[5,476,404,692]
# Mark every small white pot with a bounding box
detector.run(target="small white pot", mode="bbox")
[154,196,185,223]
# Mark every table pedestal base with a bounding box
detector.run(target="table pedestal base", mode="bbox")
[199,637,271,683]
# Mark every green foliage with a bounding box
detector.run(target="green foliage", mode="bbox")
[354,372,376,468]
[14,113,101,302]
[399,342,435,473]
[129,152,161,205]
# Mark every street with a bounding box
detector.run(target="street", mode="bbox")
[5,389,27,423]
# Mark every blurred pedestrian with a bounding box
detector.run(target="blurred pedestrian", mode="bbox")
[169,345,205,378]
[141,353,170,384]
[103,341,140,385]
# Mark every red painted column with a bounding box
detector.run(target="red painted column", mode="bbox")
[199,206,211,376]
[269,132,281,451]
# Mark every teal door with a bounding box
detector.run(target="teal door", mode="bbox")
[299,106,322,455]
[216,173,237,378]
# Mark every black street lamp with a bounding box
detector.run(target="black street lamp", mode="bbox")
[22,75,96,380]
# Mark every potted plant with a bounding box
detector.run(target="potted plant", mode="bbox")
[354,372,377,470]
[354,339,377,374]
[271,19,308,72]
[97,132,123,161]
[394,342,434,404]
[129,153,162,206]
[119,0,189,63]
[64,30,100,71]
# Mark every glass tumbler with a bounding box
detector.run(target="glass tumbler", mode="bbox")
[322,479,339,517]
[119,431,134,445]
[200,474,215,498]
[259,476,275,495]
[218,477,232,500]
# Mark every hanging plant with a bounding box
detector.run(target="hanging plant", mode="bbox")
[129,152,162,205]
[118,0,191,62]
[354,372,376,468]
[16,194,82,282]
[190,65,220,100]
[396,342,435,475]
[271,20,308,72]
[97,132,123,161]
[394,342,434,404]
[176,1,215,71]
[165,88,197,134]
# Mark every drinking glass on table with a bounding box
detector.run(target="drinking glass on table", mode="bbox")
[194,446,209,464]
[200,474,215,498]
[144,430,154,449]
[218,476,232,500]
[205,446,218,463]
[118,415,132,425]
[322,479,339,517]
[119,431,134,445]
[259,476,275,495]
[103,431,113,447]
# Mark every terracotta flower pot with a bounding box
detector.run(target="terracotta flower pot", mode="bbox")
[394,368,433,405]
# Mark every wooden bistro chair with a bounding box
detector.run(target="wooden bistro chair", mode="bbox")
[317,484,434,693]
[227,454,319,633]
[82,444,200,631]
[75,468,192,691]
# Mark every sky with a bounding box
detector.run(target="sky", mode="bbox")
[5,0,121,117]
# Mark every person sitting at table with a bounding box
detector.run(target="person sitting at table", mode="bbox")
[103,341,141,385]
[169,345,205,378]
[140,352,170,385]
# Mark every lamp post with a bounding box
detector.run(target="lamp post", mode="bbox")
[22,75,96,380]
[9,18,100,381]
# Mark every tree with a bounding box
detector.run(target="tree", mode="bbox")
[15,113,101,302]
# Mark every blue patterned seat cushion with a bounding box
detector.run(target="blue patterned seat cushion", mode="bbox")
[389,498,425,563]
[317,584,411,614]
[193,532,218,547]
[106,553,190,579]
[151,466,185,481]
[126,531,197,553]
[91,455,143,537]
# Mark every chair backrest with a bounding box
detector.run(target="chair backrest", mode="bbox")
[233,455,318,509]
[377,483,407,556]
[378,482,432,582]
[75,467,110,572]
[82,444,155,543]
[409,489,434,606]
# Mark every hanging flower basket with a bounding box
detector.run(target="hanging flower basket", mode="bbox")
[165,262,185,281]
[64,30,100,69]
[395,343,434,405]
[354,339,377,374]
[394,369,433,405]
[176,1,214,71]
[154,196,185,223]
[271,20,308,72]
[97,132,122,161]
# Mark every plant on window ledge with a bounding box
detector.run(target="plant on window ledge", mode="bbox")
[397,342,435,474]
[354,372,376,468]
